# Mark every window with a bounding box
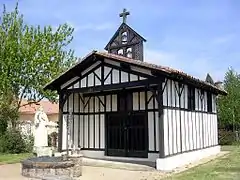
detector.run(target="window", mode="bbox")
[117,49,123,55]
[126,47,132,58]
[188,86,195,110]
[121,32,128,44]
[207,92,212,112]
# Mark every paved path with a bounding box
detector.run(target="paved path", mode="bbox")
[0,152,228,180]
[0,163,165,180]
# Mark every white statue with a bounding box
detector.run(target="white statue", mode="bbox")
[34,106,49,147]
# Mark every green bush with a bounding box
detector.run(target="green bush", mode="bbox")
[218,129,236,145]
[0,129,27,154]
[23,134,34,153]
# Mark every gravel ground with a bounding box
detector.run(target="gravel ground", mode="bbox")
[0,152,227,180]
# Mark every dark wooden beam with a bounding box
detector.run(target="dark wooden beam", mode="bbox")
[64,78,160,94]
[103,62,153,78]
[58,93,63,152]
[157,81,165,158]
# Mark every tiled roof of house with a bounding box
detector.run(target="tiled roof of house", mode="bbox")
[19,100,59,115]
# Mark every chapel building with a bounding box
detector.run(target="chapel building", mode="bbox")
[45,9,226,171]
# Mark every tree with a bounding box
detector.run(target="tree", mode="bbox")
[218,67,240,131]
[0,3,76,127]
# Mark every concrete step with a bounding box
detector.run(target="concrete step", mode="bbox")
[82,157,156,171]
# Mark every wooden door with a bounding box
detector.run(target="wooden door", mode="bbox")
[106,112,148,158]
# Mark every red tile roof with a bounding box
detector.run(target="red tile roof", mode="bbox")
[44,50,227,95]
[19,100,59,115]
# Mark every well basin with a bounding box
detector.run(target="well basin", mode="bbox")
[21,156,81,179]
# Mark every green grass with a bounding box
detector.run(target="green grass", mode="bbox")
[0,153,32,165]
[164,146,240,180]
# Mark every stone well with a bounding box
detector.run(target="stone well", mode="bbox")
[21,155,82,179]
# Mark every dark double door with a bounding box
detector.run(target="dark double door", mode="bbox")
[105,92,148,158]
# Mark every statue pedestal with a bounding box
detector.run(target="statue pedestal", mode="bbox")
[34,146,52,157]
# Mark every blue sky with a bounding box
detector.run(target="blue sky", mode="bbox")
[2,0,240,82]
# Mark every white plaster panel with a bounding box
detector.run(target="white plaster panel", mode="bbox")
[167,80,172,107]
[79,115,84,148]
[121,71,128,83]
[100,114,105,149]
[83,97,89,113]
[99,96,104,112]
[68,94,73,112]
[174,82,180,108]
[192,112,196,150]
[163,109,169,156]
[133,92,139,110]
[79,94,84,113]
[176,110,181,153]
[89,97,94,113]
[172,110,177,154]
[147,91,154,109]
[171,81,176,107]
[140,92,145,110]
[88,73,94,87]
[95,75,101,86]
[180,86,185,108]
[188,112,193,150]
[168,109,173,155]
[140,77,146,80]
[112,95,117,111]
[112,69,119,84]
[185,111,189,151]
[84,115,89,148]
[184,85,188,109]
[106,95,111,112]
[73,93,79,112]
[196,113,200,149]
[63,99,67,112]
[73,115,79,147]
[130,74,138,81]
[163,81,167,106]
[94,67,101,81]
[73,81,79,89]
[155,112,159,152]
[95,115,100,148]
[148,112,154,151]
[62,115,67,150]
[104,67,112,79]
[104,73,111,85]
[181,111,186,152]
[131,66,152,76]
[89,115,94,148]
[81,77,87,88]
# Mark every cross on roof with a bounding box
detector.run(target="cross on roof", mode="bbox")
[119,8,130,24]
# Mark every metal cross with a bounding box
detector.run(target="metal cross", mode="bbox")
[119,8,130,23]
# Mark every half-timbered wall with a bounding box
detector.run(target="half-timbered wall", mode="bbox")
[162,79,218,157]
[60,57,219,159]
[61,89,160,152]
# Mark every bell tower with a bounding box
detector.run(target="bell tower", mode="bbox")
[104,8,146,61]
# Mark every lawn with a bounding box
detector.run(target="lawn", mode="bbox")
[0,153,32,165]
[164,146,240,180]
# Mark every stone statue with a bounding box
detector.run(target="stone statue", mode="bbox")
[34,106,49,147]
